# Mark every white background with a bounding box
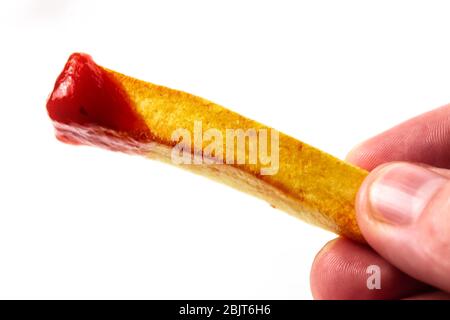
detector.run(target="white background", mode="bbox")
[1,0,450,299]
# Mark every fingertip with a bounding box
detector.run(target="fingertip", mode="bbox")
[345,104,450,171]
[310,238,340,299]
[345,141,364,163]
[310,237,429,300]
[354,162,450,292]
[345,141,383,171]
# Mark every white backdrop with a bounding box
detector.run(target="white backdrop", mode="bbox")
[1,0,450,299]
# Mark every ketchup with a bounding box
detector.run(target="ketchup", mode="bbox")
[46,53,152,151]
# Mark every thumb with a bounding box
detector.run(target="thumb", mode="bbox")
[356,162,450,292]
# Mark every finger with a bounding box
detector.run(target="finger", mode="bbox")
[346,104,450,170]
[310,238,429,300]
[356,162,450,292]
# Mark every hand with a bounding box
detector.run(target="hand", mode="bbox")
[310,104,450,299]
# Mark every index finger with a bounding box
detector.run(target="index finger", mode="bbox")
[346,104,450,170]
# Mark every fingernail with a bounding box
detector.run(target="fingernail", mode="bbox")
[368,163,447,225]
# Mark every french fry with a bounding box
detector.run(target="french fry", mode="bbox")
[47,53,368,242]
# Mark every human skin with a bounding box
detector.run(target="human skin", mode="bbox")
[310,104,450,300]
